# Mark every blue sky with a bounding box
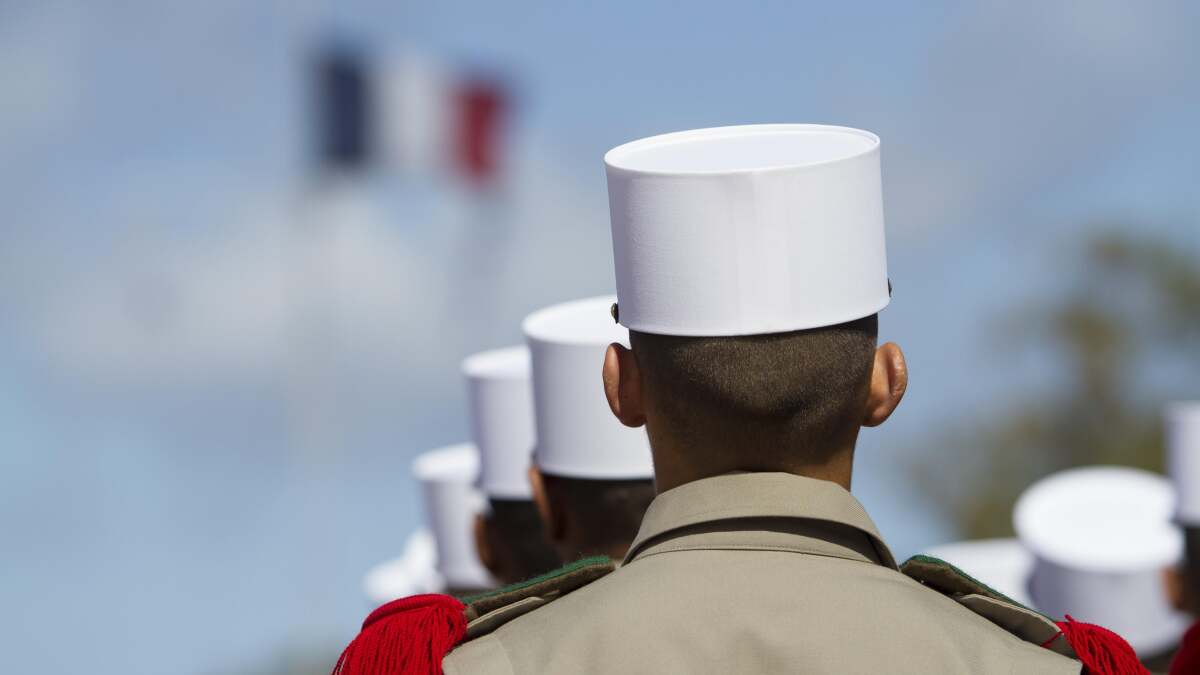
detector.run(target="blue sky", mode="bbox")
[1,2,1198,673]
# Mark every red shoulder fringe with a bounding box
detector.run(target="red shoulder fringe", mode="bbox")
[1041,615,1148,675]
[332,594,467,675]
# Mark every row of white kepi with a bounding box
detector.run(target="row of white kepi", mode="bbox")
[365,295,651,602]
[361,296,1200,662]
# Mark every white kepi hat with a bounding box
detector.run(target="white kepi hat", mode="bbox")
[923,538,1034,608]
[1166,401,1200,525]
[362,528,442,605]
[462,345,536,500]
[1014,466,1188,656]
[411,444,495,590]
[605,124,889,337]
[522,296,653,478]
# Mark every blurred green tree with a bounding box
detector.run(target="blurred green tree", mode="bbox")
[919,230,1200,538]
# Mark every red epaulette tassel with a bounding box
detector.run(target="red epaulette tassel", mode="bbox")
[332,594,467,675]
[1041,615,1148,675]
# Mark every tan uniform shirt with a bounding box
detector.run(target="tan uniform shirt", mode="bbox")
[444,472,1080,674]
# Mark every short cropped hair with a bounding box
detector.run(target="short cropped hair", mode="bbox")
[629,315,878,465]
[540,474,656,558]
[485,498,562,581]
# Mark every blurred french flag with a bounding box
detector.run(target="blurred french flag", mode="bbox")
[317,46,508,186]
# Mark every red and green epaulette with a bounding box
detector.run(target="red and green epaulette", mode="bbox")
[902,555,1147,675]
[331,556,615,675]
[333,553,1150,675]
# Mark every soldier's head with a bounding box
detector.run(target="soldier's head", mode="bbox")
[523,298,657,561]
[463,346,562,585]
[601,124,901,491]
[528,470,655,561]
[1166,527,1200,616]
[603,320,904,490]
[473,498,561,584]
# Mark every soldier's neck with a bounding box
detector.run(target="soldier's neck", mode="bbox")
[559,540,633,564]
[648,437,857,494]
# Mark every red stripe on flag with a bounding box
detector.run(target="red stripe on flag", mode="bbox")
[455,79,505,184]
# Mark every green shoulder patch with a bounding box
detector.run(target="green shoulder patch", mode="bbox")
[901,554,1034,611]
[901,555,1075,658]
[457,556,616,640]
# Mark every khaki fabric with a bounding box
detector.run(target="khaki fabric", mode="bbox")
[443,472,1080,674]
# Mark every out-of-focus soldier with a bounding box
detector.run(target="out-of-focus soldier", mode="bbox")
[522,297,656,562]
[1166,402,1200,674]
[363,528,440,605]
[363,444,495,604]
[1015,465,1189,671]
[462,346,562,585]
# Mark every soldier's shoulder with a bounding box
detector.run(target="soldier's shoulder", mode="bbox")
[901,555,1067,644]
[901,554,1100,673]
[443,556,617,672]
[332,556,615,675]
[459,555,616,640]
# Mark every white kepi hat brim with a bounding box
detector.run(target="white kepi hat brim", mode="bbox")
[1167,401,1200,525]
[362,528,443,605]
[523,296,653,479]
[1014,465,1188,655]
[411,444,495,590]
[462,345,536,500]
[605,124,889,337]
[923,538,1034,608]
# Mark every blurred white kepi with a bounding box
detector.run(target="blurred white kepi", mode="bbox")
[364,445,495,605]
[1015,465,1188,665]
[924,463,1189,667]
[363,528,440,603]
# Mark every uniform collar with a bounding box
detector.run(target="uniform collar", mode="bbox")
[623,472,896,569]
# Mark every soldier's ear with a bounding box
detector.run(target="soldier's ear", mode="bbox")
[862,342,907,427]
[603,343,646,428]
[474,513,499,577]
[1163,565,1188,612]
[529,465,565,543]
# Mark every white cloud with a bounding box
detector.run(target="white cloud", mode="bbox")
[10,142,609,397]
[22,187,423,386]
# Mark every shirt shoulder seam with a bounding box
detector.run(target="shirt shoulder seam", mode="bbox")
[628,543,884,566]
